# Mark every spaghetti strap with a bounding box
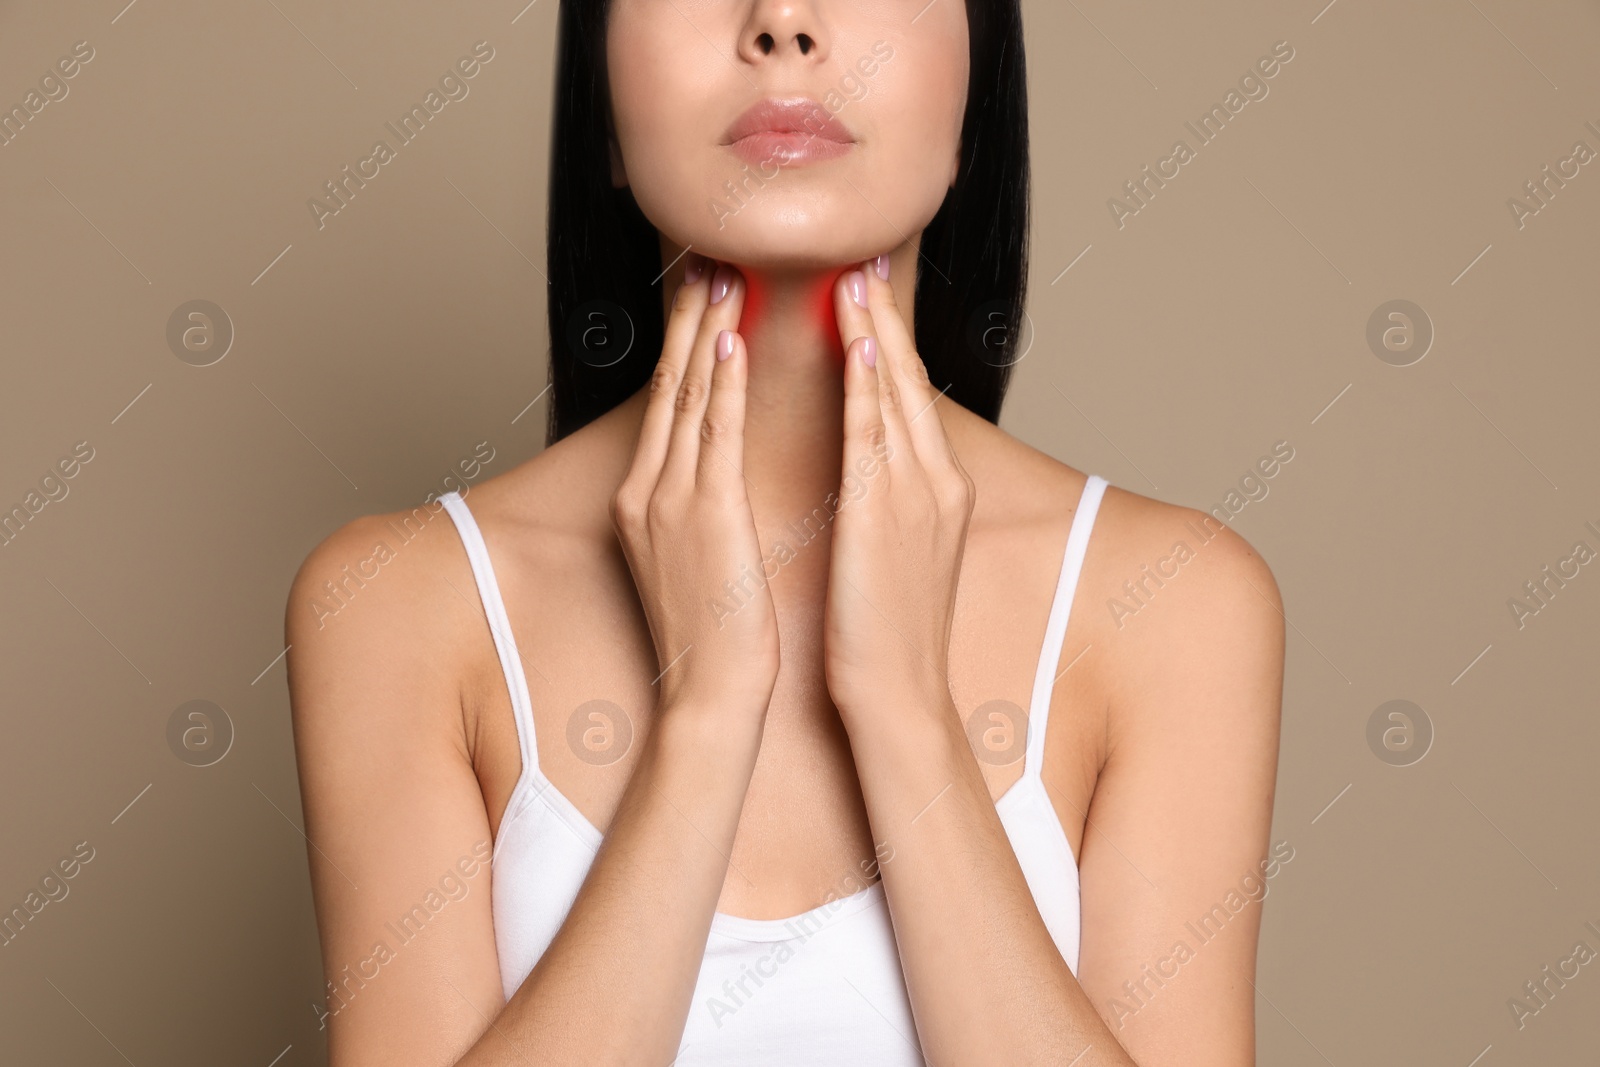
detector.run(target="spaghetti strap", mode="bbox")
[1023,474,1110,778]
[437,491,540,776]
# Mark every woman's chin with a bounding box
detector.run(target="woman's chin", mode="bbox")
[679,219,892,275]
[690,242,879,278]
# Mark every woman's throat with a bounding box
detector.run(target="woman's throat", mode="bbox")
[735,267,854,367]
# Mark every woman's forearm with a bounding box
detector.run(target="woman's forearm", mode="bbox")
[455,702,764,1067]
[844,689,1139,1067]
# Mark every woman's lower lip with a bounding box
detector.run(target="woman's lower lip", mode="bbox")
[728,131,853,168]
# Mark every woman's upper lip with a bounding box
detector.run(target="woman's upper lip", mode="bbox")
[723,97,854,145]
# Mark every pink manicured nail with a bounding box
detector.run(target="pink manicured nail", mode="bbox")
[848,271,867,308]
[874,254,890,281]
[861,336,877,368]
[685,254,704,284]
[710,264,734,304]
[717,329,735,362]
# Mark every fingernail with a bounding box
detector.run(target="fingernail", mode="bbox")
[685,254,704,285]
[717,329,735,362]
[848,271,867,309]
[861,336,877,368]
[710,264,734,304]
[874,254,890,281]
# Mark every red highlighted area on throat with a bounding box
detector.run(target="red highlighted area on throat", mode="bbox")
[733,268,850,365]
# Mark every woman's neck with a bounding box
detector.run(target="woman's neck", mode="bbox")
[660,247,914,528]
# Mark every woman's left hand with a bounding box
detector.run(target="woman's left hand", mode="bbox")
[822,257,976,726]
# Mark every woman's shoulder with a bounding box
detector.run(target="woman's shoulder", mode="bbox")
[280,425,628,765]
[952,405,1281,629]
[281,487,491,684]
[293,425,615,624]
[956,410,1284,746]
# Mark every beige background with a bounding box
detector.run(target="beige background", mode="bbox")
[3,0,1597,1062]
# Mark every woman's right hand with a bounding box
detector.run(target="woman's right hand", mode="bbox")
[610,255,779,719]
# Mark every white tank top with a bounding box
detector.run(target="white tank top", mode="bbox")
[438,473,1109,1064]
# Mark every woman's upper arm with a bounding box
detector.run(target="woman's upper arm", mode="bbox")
[285,511,505,1067]
[1074,513,1286,1066]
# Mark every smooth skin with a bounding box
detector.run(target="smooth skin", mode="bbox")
[285,3,1284,1065]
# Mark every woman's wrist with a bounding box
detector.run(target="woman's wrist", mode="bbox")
[653,691,770,763]
[834,676,962,744]
[834,686,980,827]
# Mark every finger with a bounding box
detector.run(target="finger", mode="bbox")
[833,267,915,468]
[856,257,960,470]
[631,252,712,480]
[663,263,745,489]
[840,332,892,497]
[696,328,749,493]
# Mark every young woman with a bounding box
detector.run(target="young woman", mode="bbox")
[285,2,1285,1065]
